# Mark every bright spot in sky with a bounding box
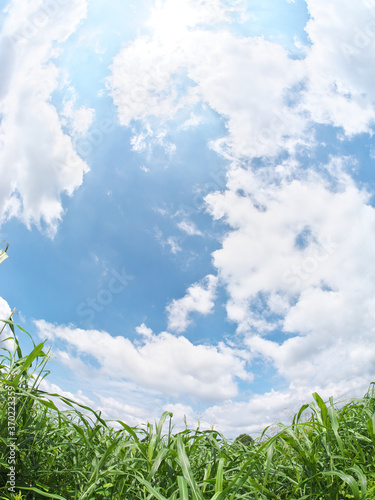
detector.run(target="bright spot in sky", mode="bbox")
[148,0,199,41]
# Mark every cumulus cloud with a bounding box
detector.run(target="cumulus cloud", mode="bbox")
[108,0,248,127]
[108,0,375,163]
[202,155,375,418]
[109,29,308,160]
[205,159,370,329]
[186,31,308,159]
[39,379,96,410]
[302,0,375,135]
[201,380,358,437]
[166,274,218,332]
[0,0,89,236]
[108,36,185,126]
[35,319,250,401]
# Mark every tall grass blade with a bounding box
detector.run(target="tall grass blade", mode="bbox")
[7,342,46,388]
[215,457,225,494]
[312,392,328,427]
[366,415,375,446]
[137,476,168,500]
[18,486,67,499]
[177,475,189,500]
[176,435,204,500]
[328,404,344,453]
[323,470,361,500]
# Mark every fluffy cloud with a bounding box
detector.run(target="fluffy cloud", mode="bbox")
[108,6,308,160]
[206,159,371,328]
[185,31,307,159]
[108,36,185,126]
[39,379,96,410]
[109,0,375,162]
[201,380,360,437]
[0,0,89,236]
[302,0,375,134]
[166,274,218,332]
[108,0,248,127]
[40,377,153,428]
[203,156,375,414]
[61,93,95,138]
[35,319,250,401]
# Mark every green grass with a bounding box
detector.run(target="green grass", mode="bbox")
[1,319,374,500]
[1,253,375,499]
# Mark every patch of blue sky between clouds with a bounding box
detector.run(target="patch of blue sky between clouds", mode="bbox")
[235,0,311,56]
[296,124,375,204]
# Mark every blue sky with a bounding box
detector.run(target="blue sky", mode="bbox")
[1,0,375,437]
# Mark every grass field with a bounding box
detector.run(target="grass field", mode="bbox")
[1,251,375,499]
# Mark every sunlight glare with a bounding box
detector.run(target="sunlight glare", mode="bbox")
[148,0,198,42]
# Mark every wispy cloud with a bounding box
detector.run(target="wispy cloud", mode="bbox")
[177,220,202,236]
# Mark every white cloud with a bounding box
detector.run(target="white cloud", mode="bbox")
[0,0,88,236]
[166,274,218,332]
[205,159,365,328]
[108,1,310,161]
[35,319,250,401]
[155,228,182,254]
[108,36,186,126]
[0,296,12,321]
[148,0,246,44]
[302,0,375,135]
[202,155,375,420]
[178,112,203,131]
[41,373,204,432]
[95,395,154,428]
[136,322,153,338]
[61,92,95,138]
[108,0,375,163]
[186,31,307,159]
[39,379,96,410]
[177,219,202,236]
[109,30,308,159]
[130,124,176,157]
[200,380,359,437]
[0,296,14,351]
[166,236,182,254]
